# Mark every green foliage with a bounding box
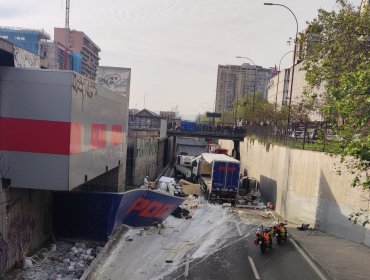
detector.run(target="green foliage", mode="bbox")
[301,0,370,187]
[230,91,309,126]
[300,0,369,224]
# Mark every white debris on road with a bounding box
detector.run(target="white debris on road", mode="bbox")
[5,241,102,280]
[4,201,273,280]
[93,203,243,280]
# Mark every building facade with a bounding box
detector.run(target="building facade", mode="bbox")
[267,69,290,106]
[54,28,100,80]
[215,63,275,113]
[267,62,324,121]
[0,27,50,55]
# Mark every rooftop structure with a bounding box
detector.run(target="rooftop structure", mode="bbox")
[0,26,50,55]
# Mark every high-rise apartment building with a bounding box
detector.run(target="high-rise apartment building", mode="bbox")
[54,28,100,80]
[215,63,275,113]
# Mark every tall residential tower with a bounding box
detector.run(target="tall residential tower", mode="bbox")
[54,28,101,80]
[215,63,275,113]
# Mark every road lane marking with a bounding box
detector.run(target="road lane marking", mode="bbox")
[172,225,262,280]
[235,222,242,236]
[248,256,260,280]
[184,252,190,277]
[289,237,327,280]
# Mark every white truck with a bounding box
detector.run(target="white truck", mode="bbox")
[191,153,240,203]
[174,154,195,179]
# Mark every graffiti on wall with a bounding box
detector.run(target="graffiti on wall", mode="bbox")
[136,138,157,158]
[13,46,40,68]
[134,138,158,182]
[96,67,131,96]
[73,74,98,98]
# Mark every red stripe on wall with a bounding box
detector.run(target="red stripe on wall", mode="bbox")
[111,125,123,145]
[70,122,82,154]
[90,124,106,150]
[0,117,71,155]
[0,118,122,155]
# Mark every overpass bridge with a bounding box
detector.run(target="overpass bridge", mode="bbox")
[167,121,247,159]
[167,128,246,141]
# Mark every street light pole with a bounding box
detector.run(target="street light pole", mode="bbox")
[275,50,293,111]
[235,56,257,112]
[264,3,298,126]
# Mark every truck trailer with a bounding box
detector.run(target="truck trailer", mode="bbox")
[191,153,240,203]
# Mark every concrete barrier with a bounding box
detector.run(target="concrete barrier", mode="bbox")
[220,138,370,246]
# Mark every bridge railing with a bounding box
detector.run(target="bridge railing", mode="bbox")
[168,119,335,152]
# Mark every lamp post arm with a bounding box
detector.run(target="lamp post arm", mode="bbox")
[279,50,293,71]
[236,56,255,66]
[264,3,299,125]
[275,50,293,109]
[266,3,298,38]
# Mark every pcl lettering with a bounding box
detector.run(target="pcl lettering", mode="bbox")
[126,198,176,219]
[217,166,236,172]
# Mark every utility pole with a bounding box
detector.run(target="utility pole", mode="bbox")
[65,0,70,29]
[65,0,71,69]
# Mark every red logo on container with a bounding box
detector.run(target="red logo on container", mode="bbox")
[217,166,237,172]
[126,198,176,219]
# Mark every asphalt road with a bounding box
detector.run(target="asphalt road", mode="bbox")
[91,206,327,280]
[164,212,325,280]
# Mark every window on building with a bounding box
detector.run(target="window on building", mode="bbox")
[0,35,9,39]
[15,36,25,40]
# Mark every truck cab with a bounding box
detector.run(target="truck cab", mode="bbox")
[174,154,195,179]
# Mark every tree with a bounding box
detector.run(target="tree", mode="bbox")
[300,0,369,224]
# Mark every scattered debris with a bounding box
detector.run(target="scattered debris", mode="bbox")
[258,202,266,209]
[22,257,33,269]
[297,223,310,231]
[179,179,202,196]
[182,198,199,209]
[171,206,192,219]
[5,241,102,280]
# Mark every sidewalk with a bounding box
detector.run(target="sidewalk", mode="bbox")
[288,227,370,280]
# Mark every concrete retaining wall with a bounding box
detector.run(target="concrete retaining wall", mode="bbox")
[220,138,370,246]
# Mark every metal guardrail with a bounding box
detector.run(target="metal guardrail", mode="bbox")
[128,115,335,151]
[240,122,335,151]
[168,120,335,151]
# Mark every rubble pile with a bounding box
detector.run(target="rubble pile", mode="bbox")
[6,241,104,280]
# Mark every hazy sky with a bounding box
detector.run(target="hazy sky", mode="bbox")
[0,0,363,118]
